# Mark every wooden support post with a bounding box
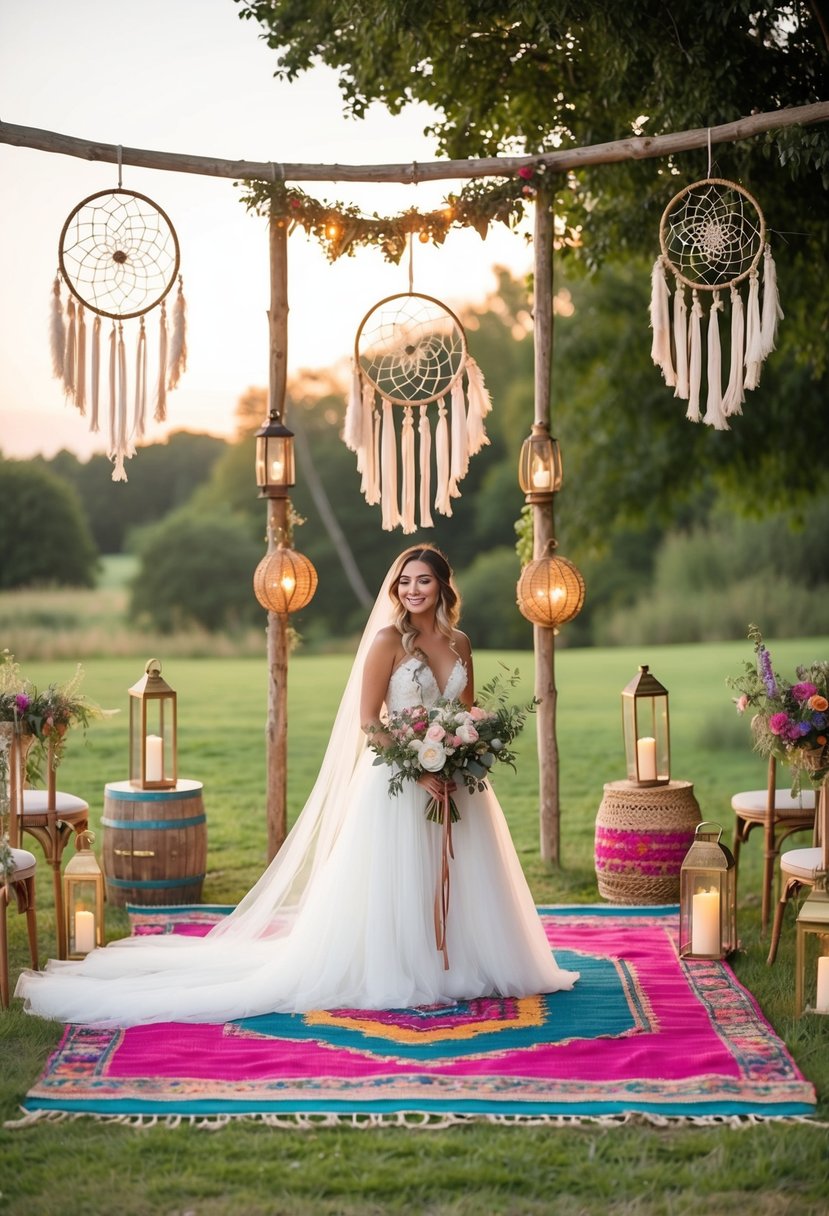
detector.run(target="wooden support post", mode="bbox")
[533,188,560,866]
[265,207,289,861]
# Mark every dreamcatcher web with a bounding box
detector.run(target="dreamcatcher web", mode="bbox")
[52,188,187,481]
[650,177,782,432]
[345,292,492,533]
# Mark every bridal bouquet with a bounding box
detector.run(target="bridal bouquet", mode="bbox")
[369,667,536,823]
[727,625,829,788]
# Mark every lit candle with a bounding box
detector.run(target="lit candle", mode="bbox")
[817,956,829,1013]
[532,466,552,490]
[270,458,284,481]
[74,909,95,954]
[636,736,657,782]
[691,888,721,956]
[145,734,163,782]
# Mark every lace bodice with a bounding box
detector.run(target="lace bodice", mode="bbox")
[386,656,468,712]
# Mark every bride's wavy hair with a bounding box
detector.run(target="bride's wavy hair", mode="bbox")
[389,546,461,657]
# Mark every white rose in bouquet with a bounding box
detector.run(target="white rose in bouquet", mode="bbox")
[416,739,448,772]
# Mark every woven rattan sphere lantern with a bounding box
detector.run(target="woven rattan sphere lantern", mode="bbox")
[253,546,318,615]
[516,546,585,630]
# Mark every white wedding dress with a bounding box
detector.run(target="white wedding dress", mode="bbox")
[17,656,578,1027]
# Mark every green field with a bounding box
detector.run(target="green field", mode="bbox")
[1,638,828,1215]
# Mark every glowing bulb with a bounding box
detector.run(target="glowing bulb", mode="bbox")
[326,223,339,238]
[280,574,296,594]
[419,230,430,243]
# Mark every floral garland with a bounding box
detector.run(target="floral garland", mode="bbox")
[238,164,563,263]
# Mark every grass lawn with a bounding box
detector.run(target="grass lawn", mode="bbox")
[1,638,828,1215]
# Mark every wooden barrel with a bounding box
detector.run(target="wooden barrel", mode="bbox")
[103,780,207,907]
[594,780,701,904]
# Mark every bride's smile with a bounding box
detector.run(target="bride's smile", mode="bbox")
[397,562,439,617]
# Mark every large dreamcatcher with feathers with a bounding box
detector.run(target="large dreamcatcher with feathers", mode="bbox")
[51,183,187,480]
[649,177,782,430]
[344,289,491,532]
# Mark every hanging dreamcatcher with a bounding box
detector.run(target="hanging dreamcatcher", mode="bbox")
[344,290,492,532]
[51,184,187,480]
[649,177,782,430]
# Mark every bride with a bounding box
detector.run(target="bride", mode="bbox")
[17,545,578,1026]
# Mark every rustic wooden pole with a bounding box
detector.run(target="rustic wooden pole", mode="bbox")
[1,103,827,182]
[532,187,560,866]
[265,206,290,861]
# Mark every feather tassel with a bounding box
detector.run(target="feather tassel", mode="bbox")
[63,298,76,400]
[686,291,703,422]
[449,376,468,495]
[155,300,168,422]
[90,315,101,432]
[703,292,727,430]
[344,362,363,453]
[418,403,433,528]
[722,285,745,417]
[760,244,783,358]
[74,304,87,415]
[649,256,676,386]
[464,356,492,455]
[107,322,117,458]
[400,406,416,534]
[368,404,382,506]
[743,268,763,390]
[166,276,187,391]
[133,316,147,441]
[434,397,452,517]
[672,284,689,400]
[49,276,65,380]
[380,399,400,531]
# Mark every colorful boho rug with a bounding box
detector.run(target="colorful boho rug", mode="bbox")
[15,905,815,1125]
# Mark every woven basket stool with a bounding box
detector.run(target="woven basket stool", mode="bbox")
[595,780,702,904]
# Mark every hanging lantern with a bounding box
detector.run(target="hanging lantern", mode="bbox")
[253,546,318,615]
[621,665,671,786]
[795,882,829,1017]
[255,411,296,498]
[516,543,585,631]
[63,830,105,958]
[679,822,737,960]
[128,659,177,790]
[518,424,563,502]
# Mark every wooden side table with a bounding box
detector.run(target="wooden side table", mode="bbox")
[595,780,701,904]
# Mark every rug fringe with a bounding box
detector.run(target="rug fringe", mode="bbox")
[6,1107,826,1132]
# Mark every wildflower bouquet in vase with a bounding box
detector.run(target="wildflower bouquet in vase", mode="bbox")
[727,625,829,790]
[369,667,537,823]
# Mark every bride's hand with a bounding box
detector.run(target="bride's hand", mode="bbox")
[417,774,456,799]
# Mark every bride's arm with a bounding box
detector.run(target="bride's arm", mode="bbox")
[360,628,398,743]
[455,630,475,707]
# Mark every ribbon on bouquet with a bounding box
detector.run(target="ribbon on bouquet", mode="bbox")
[432,784,455,970]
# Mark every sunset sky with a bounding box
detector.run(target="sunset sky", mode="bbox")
[0,0,533,462]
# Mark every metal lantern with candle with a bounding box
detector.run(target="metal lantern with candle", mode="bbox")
[255,409,296,498]
[622,665,670,786]
[795,880,829,1017]
[679,822,737,959]
[63,830,105,958]
[128,659,177,790]
[518,423,563,503]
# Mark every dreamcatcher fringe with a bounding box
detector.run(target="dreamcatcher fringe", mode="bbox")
[47,280,188,479]
[344,363,492,532]
[650,246,782,428]
[50,276,65,379]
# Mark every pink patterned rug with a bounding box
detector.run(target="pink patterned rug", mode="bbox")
[17,905,815,1124]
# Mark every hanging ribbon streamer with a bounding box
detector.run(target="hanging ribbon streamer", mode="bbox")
[432,784,455,972]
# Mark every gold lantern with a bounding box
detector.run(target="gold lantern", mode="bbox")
[795,882,829,1017]
[516,543,585,631]
[129,659,177,790]
[518,424,563,503]
[63,830,105,958]
[255,410,296,498]
[253,545,318,615]
[679,822,737,959]
[622,664,670,786]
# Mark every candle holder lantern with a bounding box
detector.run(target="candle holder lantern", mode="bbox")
[518,424,563,503]
[795,880,829,1016]
[622,664,671,786]
[255,410,296,498]
[63,830,105,958]
[129,658,177,790]
[679,821,737,959]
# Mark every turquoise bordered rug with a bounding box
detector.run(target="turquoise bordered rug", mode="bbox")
[13,905,815,1126]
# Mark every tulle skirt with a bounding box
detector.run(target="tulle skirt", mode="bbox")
[16,755,578,1027]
